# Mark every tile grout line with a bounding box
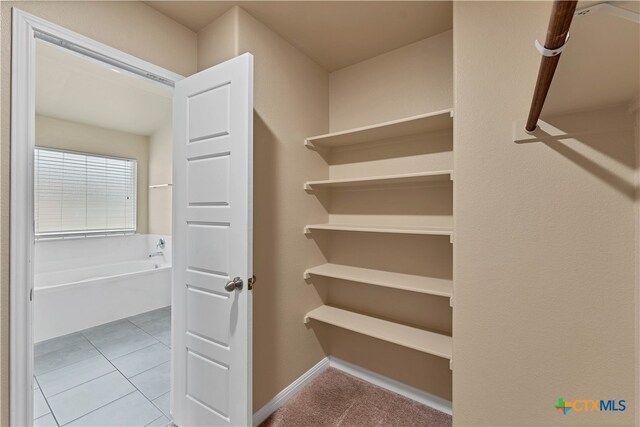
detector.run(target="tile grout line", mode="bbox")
[124,311,173,420]
[44,369,115,400]
[39,336,159,399]
[85,321,163,401]
[61,340,164,426]
[146,414,169,427]
[34,375,61,427]
[80,314,172,424]
[57,340,155,425]
[61,390,138,426]
[35,338,98,377]
[80,319,157,351]
[111,340,164,364]
[78,319,169,364]
[36,310,172,425]
[91,319,171,387]
[150,390,171,418]
[50,335,136,426]
[126,358,171,383]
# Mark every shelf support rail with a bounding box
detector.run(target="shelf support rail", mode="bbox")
[525,0,578,133]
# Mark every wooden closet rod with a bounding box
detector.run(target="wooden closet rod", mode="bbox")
[525,0,578,132]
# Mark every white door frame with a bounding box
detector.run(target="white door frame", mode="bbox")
[10,9,183,426]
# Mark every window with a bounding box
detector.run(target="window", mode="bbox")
[34,148,137,237]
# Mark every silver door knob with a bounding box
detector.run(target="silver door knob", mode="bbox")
[225,277,243,292]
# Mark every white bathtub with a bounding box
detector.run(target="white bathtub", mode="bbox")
[34,234,172,342]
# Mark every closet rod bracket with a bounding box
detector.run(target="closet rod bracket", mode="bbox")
[534,33,570,57]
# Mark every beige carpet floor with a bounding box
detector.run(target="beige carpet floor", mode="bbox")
[260,368,452,427]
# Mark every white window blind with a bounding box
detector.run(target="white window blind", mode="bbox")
[34,148,137,237]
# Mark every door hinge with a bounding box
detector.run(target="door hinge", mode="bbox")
[248,275,256,290]
[30,288,33,301]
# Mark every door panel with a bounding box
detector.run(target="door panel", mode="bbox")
[187,155,231,205]
[187,287,230,345]
[186,351,230,418]
[188,83,231,141]
[186,224,229,274]
[172,53,253,427]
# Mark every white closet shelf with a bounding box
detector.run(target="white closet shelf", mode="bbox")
[304,305,452,360]
[304,170,452,190]
[305,109,453,149]
[304,223,453,238]
[304,263,453,298]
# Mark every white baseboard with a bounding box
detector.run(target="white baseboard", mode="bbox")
[252,357,330,426]
[252,355,452,425]
[328,356,453,416]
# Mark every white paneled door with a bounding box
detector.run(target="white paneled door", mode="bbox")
[172,53,253,427]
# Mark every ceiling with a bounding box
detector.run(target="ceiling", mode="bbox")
[36,41,172,136]
[544,0,639,115]
[36,1,637,129]
[145,1,453,72]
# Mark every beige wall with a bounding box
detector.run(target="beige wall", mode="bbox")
[199,7,456,406]
[453,2,637,425]
[199,5,331,412]
[0,2,196,423]
[329,30,453,132]
[198,6,240,71]
[148,120,172,235]
[233,7,331,411]
[323,29,454,400]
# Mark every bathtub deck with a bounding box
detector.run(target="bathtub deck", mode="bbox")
[33,306,172,426]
